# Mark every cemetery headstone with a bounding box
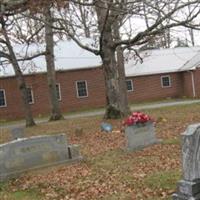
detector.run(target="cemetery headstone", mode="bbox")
[173,123,200,200]
[11,127,24,140]
[0,134,82,181]
[125,122,160,151]
[75,127,83,137]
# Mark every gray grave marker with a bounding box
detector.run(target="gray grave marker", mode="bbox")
[0,134,82,181]
[173,123,200,199]
[125,122,160,151]
[11,127,24,140]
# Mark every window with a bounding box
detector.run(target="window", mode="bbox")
[27,87,34,104]
[0,89,6,107]
[161,75,171,88]
[56,83,61,101]
[126,80,133,92]
[76,80,88,98]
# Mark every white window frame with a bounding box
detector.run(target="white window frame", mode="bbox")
[161,75,171,88]
[27,87,34,104]
[56,83,62,101]
[126,79,134,92]
[0,89,7,107]
[76,80,88,98]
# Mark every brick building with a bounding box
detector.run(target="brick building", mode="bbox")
[0,41,200,120]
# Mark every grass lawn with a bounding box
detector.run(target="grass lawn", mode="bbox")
[0,98,194,127]
[1,103,200,199]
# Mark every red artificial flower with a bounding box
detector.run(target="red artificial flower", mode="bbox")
[123,111,153,126]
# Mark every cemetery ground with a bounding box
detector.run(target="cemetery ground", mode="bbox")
[1,103,200,200]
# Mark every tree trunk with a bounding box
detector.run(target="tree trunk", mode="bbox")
[44,6,63,121]
[1,19,35,127]
[166,28,171,48]
[116,45,130,116]
[101,44,130,119]
[100,40,122,119]
[95,1,130,119]
[189,28,195,46]
[113,22,130,117]
[78,3,90,38]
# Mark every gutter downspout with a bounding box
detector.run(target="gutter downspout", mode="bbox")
[190,71,196,98]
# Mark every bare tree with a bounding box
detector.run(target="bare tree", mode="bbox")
[0,16,36,127]
[2,0,200,120]
[44,5,64,121]
[24,1,66,121]
[55,0,200,119]
[2,1,65,121]
[113,20,130,117]
[0,1,47,126]
[187,0,195,46]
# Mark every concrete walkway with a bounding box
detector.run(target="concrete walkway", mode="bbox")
[1,99,200,130]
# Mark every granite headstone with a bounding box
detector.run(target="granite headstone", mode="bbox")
[173,123,200,200]
[125,122,160,151]
[0,134,82,181]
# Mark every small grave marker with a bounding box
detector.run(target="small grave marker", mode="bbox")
[11,127,24,140]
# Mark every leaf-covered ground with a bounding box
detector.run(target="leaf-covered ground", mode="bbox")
[1,103,200,200]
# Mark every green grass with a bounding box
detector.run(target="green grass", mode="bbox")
[0,98,197,126]
[2,102,200,199]
[129,97,195,107]
[0,182,43,200]
[144,170,181,191]
[101,193,132,200]
[9,191,41,200]
[90,149,126,169]
[0,187,42,200]
[0,182,8,192]
[162,138,180,145]
[0,119,25,126]
[147,197,172,200]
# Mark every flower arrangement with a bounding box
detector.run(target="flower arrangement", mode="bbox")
[123,111,153,127]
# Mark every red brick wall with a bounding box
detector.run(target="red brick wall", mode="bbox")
[127,72,184,102]
[0,69,196,121]
[0,68,106,120]
[57,68,106,113]
[182,71,193,97]
[0,76,24,120]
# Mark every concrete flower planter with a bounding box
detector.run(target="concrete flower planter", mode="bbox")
[125,122,160,151]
